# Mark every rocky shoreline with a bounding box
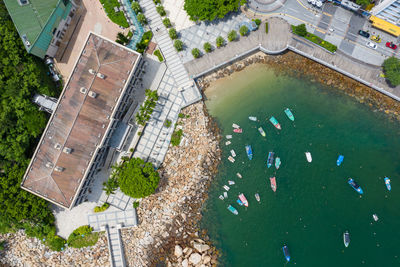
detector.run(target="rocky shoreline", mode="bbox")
[197,51,400,121]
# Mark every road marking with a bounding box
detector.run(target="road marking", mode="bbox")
[295,0,312,11]
[323,12,332,17]
[316,28,326,34]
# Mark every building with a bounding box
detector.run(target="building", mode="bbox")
[3,0,77,58]
[370,0,400,36]
[21,32,145,209]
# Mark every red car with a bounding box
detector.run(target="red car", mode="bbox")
[386,42,397,50]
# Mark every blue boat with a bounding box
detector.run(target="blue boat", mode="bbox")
[337,155,344,166]
[282,245,290,262]
[227,205,238,215]
[348,178,364,194]
[284,108,295,121]
[245,145,253,160]
[269,116,281,130]
[236,199,244,206]
[384,177,391,191]
[267,152,275,168]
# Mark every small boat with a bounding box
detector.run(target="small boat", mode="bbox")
[267,152,275,168]
[232,123,240,129]
[228,156,235,163]
[305,152,312,162]
[228,180,235,185]
[373,214,379,221]
[275,157,281,169]
[236,173,242,179]
[269,116,281,130]
[230,149,236,157]
[226,135,232,139]
[223,192,228,198]
[258,127,266,137]
[238,193,249,207]
[384,177,391,191]
[245,145,253,160]
[284,108,295,121]
[337,155,344,166]
[255,193,260,202]
[233,128,242,133]
[227,205,238,215]
[249,116,257,121]
[282,245,290,262]
[219,195,224,200]
[225,141,231,146]
[237,199,243,206]
[343,231,350,248]
[223,185,230,191]
[348,178,363,194]
[270,177,277,192]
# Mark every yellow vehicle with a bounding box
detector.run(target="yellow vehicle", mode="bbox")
[371,35,382,43]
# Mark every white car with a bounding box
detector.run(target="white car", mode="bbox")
[366,41,377,49]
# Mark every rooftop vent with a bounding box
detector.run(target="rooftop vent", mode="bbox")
[80,87,87,94]
[97,73,105,79]
[88,69,96,74]
[54,166,65,172]
[45,162,54,168]
[88,91,97,98]
[54,143,61,150]
[63,147,72,154]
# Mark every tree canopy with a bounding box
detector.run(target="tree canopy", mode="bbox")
[383,57,400,86]
[355,0,370,7]
[184,0,246,21]
[113,158,160,198]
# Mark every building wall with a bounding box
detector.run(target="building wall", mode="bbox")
[371,0,400,26]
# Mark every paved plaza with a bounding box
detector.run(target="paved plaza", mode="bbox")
[163,0,194,31]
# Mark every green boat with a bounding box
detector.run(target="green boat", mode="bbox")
[258,127,266,137]
[284,108,295,121]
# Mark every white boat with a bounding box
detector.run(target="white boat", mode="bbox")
[373,214,379,221]
[228,156,235,163]
[223,185,230,191]
[311,0,316,5]
[226,135,232,139]
[225,141,231,146]
[236,173,242,179]
[255,193,260,202]
[232,123,240,129]
[230,149,236,157]
[228,180,235,185]
[305,152,312,162]
[223,192,228,198]
[219,195,224,200]
[316,0,322,7]
[248,116,257,121]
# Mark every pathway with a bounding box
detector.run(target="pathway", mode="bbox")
[120,0,145,49]
[105,225,126,267]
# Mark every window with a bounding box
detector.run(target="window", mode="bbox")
[53,28,57,35]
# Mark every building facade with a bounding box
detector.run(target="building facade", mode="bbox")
[371,0,400,26]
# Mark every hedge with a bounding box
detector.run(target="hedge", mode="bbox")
[94,202,110,213]
[99,0,129,28]
[154,49,164,62]
[291,25,337,53]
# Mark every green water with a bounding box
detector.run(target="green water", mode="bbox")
[201,64,400,267]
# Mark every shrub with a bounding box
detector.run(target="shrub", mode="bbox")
[153,0,161,4]
[171,129,183,146]
[99,0,129,28]
[216,36,225,48]
[293,23,307,37]
[103,176,119,195]
[163,18,172,28]
[135,89,158,125]
[169,28,177,39]
[254,19,261,26]
[228,30,237,42]
[178,113,185,118]
[184,0,246,21]
[239,25,249,36]
[46,235,66,251]
[116,32,130,45]
[164,119,172,128]
[127,31,133,39]
[0,240,5,251]
[133,201,140,208]
[131,1,142,13]
[154,49,164,62]
[192,48,201,58]
[113,158,160,198]
[203,42,212,53]
[94,202,110,213]
[137,13,147,26]
[174,39,183,51]
[383,57,400,86]
[136,31,153,53]
[67,226,99,248]
[265,22,269,34]
[156,5,166,16]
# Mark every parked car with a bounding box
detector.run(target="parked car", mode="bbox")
[366,41,377,49]
[386,42,397,50]
[48,64,60,82]
[44,56,54,66]
[370,35,381,43]
[358,30,370,38]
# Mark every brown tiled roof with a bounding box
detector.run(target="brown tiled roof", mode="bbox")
[21,32,140,209]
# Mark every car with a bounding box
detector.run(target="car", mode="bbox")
[386,42,397,50]
[366,41,377,49]
[358,30,370,38]
[370,35,381,43]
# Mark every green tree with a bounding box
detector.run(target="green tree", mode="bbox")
[116,32,129,45]
[113,158,160,198]
[174,39,184,51]
[239,25,249,36]
[103,176,119,195]
[192,48,201,58]
[293,23,307,37]
[355,0,370,6]
[203,42,212,53]
[156,5,166,16]
[216,36,225,48]
[184,0,247,21]
[254,19,261,26]
[169,28,178,39]
[383,57,400,86]
[163,18,172,28]
[131,1,142,13]
[137,13,147,25]
[135,89,159,126]
[228,30,237,42]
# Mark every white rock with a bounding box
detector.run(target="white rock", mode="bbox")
[189,253,202,265]
[203,255,211,264]
[175,245,183,258]
[182,259,189,267]
[193,242,210,253]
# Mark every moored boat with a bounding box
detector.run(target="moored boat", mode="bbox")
[249,116,257,121]
[384,177,391,191]
[223,185,230,191]
[232,123,240,129]
[228,156,235,163]
[305,152,312,162]
[236,173,242,179]
[255,193,260,202]
[258,127,266,137]
[267,152,275,168]
[233,128,242,133]
[275,157,281,169]
[245,145,253,160]
[269,116,281,130]
[348,178,363,194]
[270,177,277,192]
[228,180,235,185]
[337,155,344,166]
[226,135,232,139]
[237,199,243,206]
[219,195,224,200]
[282,245,290,262]
[343,231,350,248]
[230,149,236,157]
[373,214,379,221]
[227,205,238,215]
[284,108,295,121]
[223,192,228,198]
[238,193,249,207]
[225,141,231,146]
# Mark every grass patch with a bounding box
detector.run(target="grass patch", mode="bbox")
[291,25,337,53]
[171,129,183,146]
[136,31,153,53]
[67,226,99,249]
[265,22,268,34]
[154,49,164,62]
[99,0,129,28]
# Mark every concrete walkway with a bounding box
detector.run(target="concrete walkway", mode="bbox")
[104,225,126,267]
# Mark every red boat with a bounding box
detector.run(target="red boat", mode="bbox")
[233,128,242,133]
[270,177,277,192]
[238,193,249,207]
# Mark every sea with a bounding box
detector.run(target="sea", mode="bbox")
[201,63,400,267]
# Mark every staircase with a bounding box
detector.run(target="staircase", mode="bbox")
[105,225,126,267]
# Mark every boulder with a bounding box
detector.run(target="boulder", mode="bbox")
[182,259,189,267]
[189,253,202,265]
[174,245,183,258]
[193,242,210,253]
[203,255,211,264]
